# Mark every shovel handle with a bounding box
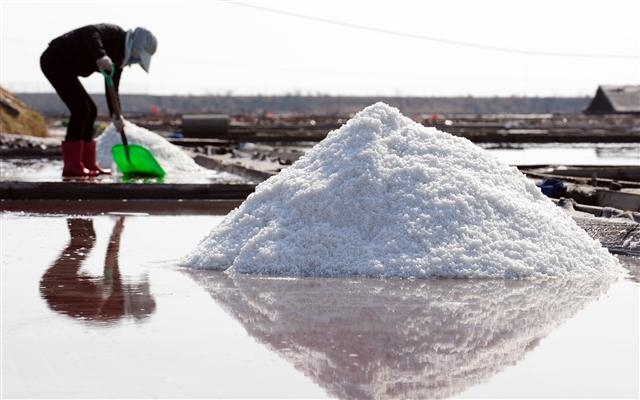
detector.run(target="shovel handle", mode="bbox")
[101,67,130,162]
[101,68,128,148]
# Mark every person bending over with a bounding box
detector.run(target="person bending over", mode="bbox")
[40,24,157,177]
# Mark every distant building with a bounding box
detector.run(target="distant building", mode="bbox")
[584,85,640,114]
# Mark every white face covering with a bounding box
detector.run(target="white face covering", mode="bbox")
[122,27,157,72]
[123,30,134,67]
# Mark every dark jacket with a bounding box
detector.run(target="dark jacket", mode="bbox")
[47,24,125,115]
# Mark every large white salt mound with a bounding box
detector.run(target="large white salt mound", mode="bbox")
[96,121,204,174]
[185,103,621,278]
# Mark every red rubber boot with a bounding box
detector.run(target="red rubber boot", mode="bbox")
[82,140,111,175]
[62,141,98,177]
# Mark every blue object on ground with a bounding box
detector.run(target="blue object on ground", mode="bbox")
[537,179,567,197]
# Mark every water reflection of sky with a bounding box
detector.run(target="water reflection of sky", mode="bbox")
[1,214,638,398]
[486,143,640,166]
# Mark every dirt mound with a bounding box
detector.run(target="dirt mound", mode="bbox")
[1,86,47,137]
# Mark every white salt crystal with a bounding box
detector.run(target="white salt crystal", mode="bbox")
[96,121,204,174]
[185,103,620,278]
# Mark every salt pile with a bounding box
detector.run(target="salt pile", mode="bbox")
[96,121,204,174]
[185,103,620,278]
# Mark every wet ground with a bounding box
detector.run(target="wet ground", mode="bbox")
[1,212,638,399]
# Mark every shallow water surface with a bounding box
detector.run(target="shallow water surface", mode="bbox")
[0,158,247,184]
[1,213,638,398]
[485,143,640,166]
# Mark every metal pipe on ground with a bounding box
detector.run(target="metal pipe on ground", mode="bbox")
[182,114,230,138]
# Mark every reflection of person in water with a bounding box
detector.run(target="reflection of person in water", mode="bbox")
[40,217,155,323]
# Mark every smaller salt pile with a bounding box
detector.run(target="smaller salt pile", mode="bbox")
[185,103,620,278]
[96,121,204,175]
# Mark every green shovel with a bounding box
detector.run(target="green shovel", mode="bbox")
[102,67,166,178]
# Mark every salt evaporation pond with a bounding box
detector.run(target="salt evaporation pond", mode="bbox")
[186,103,620,278]
[2,214,637,398]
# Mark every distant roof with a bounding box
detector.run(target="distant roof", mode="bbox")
[585,85,640,114]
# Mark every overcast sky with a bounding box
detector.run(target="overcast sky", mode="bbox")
[1,0,638,96]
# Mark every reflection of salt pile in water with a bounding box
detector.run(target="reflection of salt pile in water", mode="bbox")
[188,272,613,399]
[96,121,204,174]
[186,103,620,278]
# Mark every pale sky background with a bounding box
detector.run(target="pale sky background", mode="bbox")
[1,0,639,97]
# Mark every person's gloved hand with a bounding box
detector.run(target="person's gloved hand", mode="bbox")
[112,115,125,132]
[96,55,113,72]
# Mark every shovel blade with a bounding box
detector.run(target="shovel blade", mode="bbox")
[112,144,166,177]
